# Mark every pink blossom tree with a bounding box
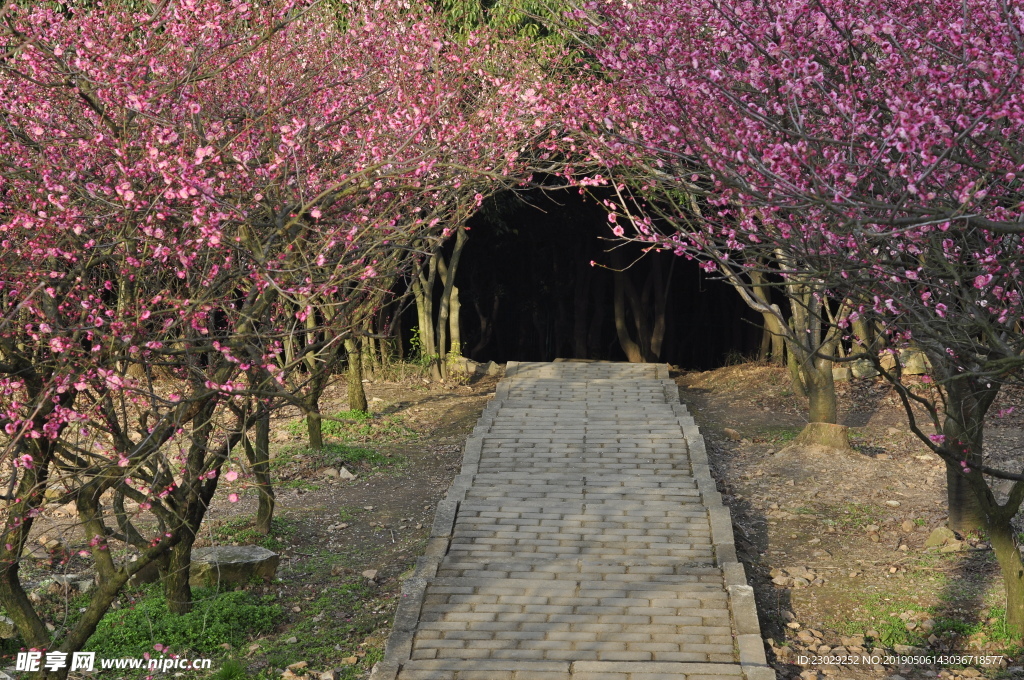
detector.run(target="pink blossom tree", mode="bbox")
[0,0,569,664]
[580,0,1024,632]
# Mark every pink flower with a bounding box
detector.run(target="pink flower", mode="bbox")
[224,470,238,482]
[228,493,239,503]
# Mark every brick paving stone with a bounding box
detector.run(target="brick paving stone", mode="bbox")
[372,362,766,680]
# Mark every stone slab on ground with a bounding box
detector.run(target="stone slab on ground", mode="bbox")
[372,361,769,680]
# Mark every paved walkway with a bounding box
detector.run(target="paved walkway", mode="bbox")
[372,361,771,680]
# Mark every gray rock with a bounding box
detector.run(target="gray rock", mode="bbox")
[338,467,357,481]
[448,357,480,375]
[832,365,852,382]
[189,545,279,587]
[925,527,956,548]
[900,349,930,375]
[851,359,879,379]
[0,616,16,639]
[482,360,502,377]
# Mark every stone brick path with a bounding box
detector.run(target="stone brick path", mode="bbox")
[371,361,772,680]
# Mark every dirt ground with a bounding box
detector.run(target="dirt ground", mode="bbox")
[679,363,1024,680]
[13,361,1024,680]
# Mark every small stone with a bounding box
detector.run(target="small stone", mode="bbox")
[248,643,260,652]
[0,616,16,639]
[926,527,956,547]
[292,606,301,613]
[338,467,357,481]
[940,540,964,553]
[773,576,794,587]
[723,428,742,441]
[901,520,915,532]
[363,506,374,511]
[787,622,802,629]
[342,656,359,665]
[287,661,308,671]
[286,636,298,644]
[786,479,795,486]
[320,671,340,680]
[866,629,879,639]
[865,525,879,533]
[885,500,902,507]
[322,468,340,479]
[361,569,378,581]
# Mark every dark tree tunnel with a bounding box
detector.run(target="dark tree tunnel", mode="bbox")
[400,189,762,371]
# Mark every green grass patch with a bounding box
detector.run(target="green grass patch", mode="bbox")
[287,411,416,444]
[825,587,1024,661]
[319,443,391,468]
[833,502,883,529]
[210,659,250,680]
[763,426,801,443]
[259,580,392,674]
[86,585,281,659]
[208,516,298,551]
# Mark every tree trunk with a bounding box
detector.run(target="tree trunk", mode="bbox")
[436,228,468,377]
[613,271,644,363]
[306,408,323,451]
[943,413,987,532]
[805,354,837,423]
[450,285,462,357]
[245,412,275,535]
[164,537,195,615]
[786,338,809,398]
[649,256,669,360]
[987,513,1024,636]
[470,295,498,359]
[345,337,368,412]
[411,254,441,380]
[362,334,376,381]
